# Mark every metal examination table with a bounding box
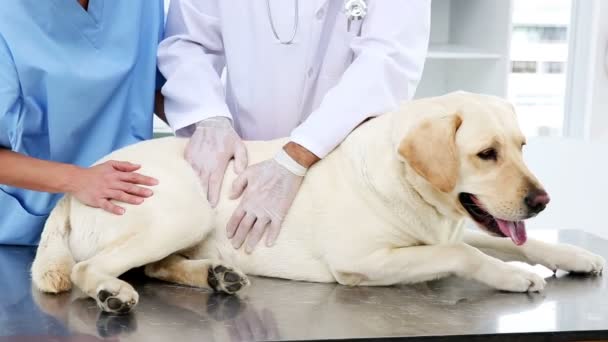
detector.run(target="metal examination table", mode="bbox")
[1,230,607,341]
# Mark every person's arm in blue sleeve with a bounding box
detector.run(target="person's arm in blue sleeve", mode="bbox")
[0,34,158,215]
[154,0,168,124]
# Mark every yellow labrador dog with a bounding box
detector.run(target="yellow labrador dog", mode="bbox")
[32,91,604,314]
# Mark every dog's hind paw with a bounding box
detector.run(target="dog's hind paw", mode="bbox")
[207,264,250,294]
[95,280,139,314]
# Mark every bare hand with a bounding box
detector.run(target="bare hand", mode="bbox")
[69,160,158,215]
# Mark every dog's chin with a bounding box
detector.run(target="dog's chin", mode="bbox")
[458,193,528,246]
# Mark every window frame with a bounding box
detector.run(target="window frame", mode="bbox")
[563,0,608,139]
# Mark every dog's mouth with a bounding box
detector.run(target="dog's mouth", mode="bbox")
[459,193,527,246]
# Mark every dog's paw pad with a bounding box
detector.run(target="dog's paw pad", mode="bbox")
[95,284,138,314]
[208,264,249,295]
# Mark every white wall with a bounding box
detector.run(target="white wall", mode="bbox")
[523,137,608,239]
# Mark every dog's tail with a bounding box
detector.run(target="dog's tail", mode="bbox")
[31,196,75,293]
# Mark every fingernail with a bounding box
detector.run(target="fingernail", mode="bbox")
[245,246,253,254]
[137,198,144,204]
[118,208,125,215]
[145,189,153,196]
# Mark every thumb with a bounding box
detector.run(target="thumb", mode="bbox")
[109,160,140,172]
[229,171,249,200]
[233,143,248,174]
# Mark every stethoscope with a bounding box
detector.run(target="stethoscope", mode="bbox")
[266,0,367,45]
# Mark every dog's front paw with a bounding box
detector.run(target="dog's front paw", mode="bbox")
[477,261,546,293]
[533,244,605,275]
[207,264,250,295]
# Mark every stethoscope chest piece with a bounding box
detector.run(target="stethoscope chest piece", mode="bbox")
[344,0,367,21]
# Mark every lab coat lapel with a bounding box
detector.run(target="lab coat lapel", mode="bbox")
[315,0,332,13]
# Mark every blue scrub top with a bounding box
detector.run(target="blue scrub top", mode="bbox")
[0,0,165,245]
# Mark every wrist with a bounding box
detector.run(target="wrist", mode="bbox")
[283,142,320,169]
[196,116,232,129]
[61,165,85,194]
[274,148,308,177]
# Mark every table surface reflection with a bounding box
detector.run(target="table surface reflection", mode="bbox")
[0,230,607,342]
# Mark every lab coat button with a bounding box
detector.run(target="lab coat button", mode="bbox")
[316,8,325,20]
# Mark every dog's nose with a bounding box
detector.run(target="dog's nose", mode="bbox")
[525,189,550,213]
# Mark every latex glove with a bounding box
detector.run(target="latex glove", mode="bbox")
[185,117,248,207]
[70,161,158,215]
[227,149,307,253]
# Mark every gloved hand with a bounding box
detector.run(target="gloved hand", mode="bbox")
[185,117,248,207]
[227,149,307,253]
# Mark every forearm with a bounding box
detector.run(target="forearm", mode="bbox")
[290,1,430,159]
[0,149,80,193]
[159,0,231,134]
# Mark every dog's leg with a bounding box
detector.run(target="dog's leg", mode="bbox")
[463,230,605,274]
[70,231,203,314]
[144,254,249,294]
[337,243,546,292]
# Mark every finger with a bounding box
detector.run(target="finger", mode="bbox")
[245,218,270,254]
[207,166,228,208]
[198,167,210,190]
[100,199,125,215]
[112,182,153,197]
[231,213,256,249]
[119,172,159,186]
[233,143,248,174]
[265,220,282,247]
[226,207,246,238]
[229,171,248,200]
[106,190,145,205]
[109,160,141,172]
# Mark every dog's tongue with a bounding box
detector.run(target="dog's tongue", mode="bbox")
[496,219,527,245]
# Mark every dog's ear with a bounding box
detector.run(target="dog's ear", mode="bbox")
[398,114,463,193]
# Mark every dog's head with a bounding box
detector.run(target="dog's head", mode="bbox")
[396,91,549,245]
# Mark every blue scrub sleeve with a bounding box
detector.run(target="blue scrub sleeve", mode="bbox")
[0,34,20,150]
[155,0,166,91]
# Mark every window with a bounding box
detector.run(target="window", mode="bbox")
[512,61,538,73]
[508,0,572,138]
[543,61,565,74]
[513,26,568,43]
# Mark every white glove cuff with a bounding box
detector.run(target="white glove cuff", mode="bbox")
[274,149,308,177]
[196,116,233,129]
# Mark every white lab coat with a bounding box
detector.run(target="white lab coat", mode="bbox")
[158,0,430,158]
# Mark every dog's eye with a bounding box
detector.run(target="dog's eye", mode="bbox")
[477,148,497,161]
